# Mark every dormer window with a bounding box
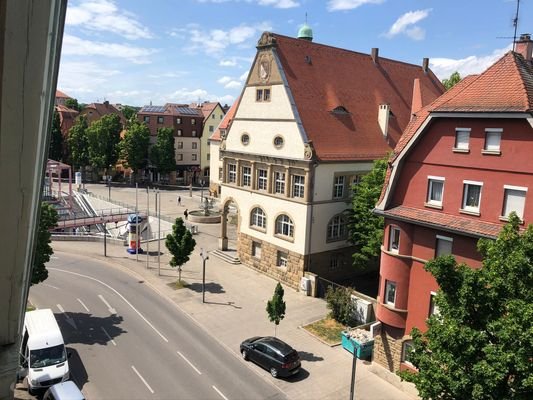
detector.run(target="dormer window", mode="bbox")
[332,106,349,114]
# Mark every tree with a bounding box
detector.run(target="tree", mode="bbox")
[165,217,196,283]
[266,282,286,336]
[325,286,355,326]
[68,115,90,176]
[348,156,388,269]
[48,111,63,161]
[400,214,533,400]
[32,203,58,285]
[64,98,81,112]
[119,121,150,182]
[150,127,176,179]
[86,113,122,173]
[121,105,137,122]
[442,71,461,90]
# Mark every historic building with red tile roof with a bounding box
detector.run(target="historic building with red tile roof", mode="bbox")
[55,90,71,106]
[373,34,533,372]
[215,29,444,290]
[81,100,126,126]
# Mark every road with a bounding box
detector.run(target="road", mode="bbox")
[29,252,286,400]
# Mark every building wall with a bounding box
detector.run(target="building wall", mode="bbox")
[200,104,225,175]
[175,136,200,166]
[209,140,221,195]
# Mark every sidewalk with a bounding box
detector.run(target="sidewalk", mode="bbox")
[53,184,417,400]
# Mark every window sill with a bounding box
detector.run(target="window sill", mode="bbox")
[499,215,524,224]
[326,237,348,243]
[274,234,295,243]
[452,148,470,153]
[379,300,408,313]
[459,208,480,216]
[250,226,267,234]
[481,150,501,156]
[424,202,443,210]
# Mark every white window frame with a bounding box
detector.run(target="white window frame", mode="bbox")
[502,185,527,220]
[436,235,453,257]
[177,129,182,136]
[277,251,288,268]
[191,118,196,125]
[385,280,397,306]
[274,171,285,194]
[429,291,440,317]
[257,169,267,190]
[462,180,483,214]
[402,341,414,366]
[177,141,183,149]
[209,125,214,132]
[177,154,183,161]
[250,207,266,229]
[329,255,339,271]
[143,116,150,123]
[192,130,197,137]
[388,226,400,253]
[192,142,197,149]
[327,215,347,241]
[157,116,164,124]
[484,128,502,153]
[292,175,305,198]
[242,166,251,187]
[228,164,237,183]
[176,117,182,124]
[427,176,445,207]
[276,214,294,238]
[454,128,470,151]
[191,154,197,161]
[252,241,261,259]
[333,176,345,199]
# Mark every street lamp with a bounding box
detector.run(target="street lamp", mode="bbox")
[200,248,209,303]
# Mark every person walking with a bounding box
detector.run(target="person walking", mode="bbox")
[177,195,181,206]
[184,209,188,220]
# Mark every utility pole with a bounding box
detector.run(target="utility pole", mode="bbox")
[146,186,149,269]
[157,188,161,276]
[103,211,106,257]
[349,347,357,400]
[200,248,209,303]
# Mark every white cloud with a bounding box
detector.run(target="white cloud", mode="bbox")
[166,88,235,105]
[218,76,233,84]
[147,71,188,79]
[239,71,249,81]
[220,59,238,67]
[58,61,120,98]
[196,0,299,8]
[224,80,242,89]
[66,0,152,40]
[327,0,384,12]
[385,9,431,40]
[62,34,157,64]
[430,46,511,80]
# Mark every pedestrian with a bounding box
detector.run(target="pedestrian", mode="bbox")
[184,209,188,220]
[177,196,181,206]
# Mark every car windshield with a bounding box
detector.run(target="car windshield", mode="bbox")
[30,345,66,368]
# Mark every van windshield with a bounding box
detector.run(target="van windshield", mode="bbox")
[30,345,66,368]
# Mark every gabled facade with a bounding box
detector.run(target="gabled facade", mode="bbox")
[55,90,71,106]
[373,35,533,372]
[81,101,126,126]
[216,31,444,289]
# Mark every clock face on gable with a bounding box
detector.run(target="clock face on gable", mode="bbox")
[258,54,271,83]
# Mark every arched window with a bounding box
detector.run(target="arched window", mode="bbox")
[275,214,294,238]
[327,215,347,241]
[250,207,266,229]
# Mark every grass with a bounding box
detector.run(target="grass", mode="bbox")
[302,316,346,345]
[167,279,189,290]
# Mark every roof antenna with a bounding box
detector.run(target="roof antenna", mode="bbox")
[305,12,307,24]
[513,0,521,51]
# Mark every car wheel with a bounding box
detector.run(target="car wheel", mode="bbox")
[241,349,248,361]
[270,367,278,378]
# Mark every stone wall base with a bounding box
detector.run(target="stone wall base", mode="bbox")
[373,328,405,372]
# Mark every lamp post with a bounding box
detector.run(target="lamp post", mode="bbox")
[200,179,204,204]
[108,164,112,200]
[200,248,209,303]
[349,349,357,400]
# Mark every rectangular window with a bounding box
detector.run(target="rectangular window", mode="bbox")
[484,128,502,152]
[402,341,414,365]
[252,242,261,259]
[219,168,223,180]
[207,153,210,161]
[191,118,196,125]
[228,164,237,183]
[143,116,150,123]
[211,114,215,119]
[274,171,285,194]
[177,142,183,149]
[333,176,345,199]
[192,154,197,161]
[209,125,214,132]
[263,89,271,101]
[176,118,182,124]
[454,128,470,151]
[192,142,197,149]
[256,89,263,102]
[388,226,400,253]
[385,280,396,306]
[462,181,483,213]
[257,169,268,190]
[429,292,440,317]
[277,251,288,268]
[192,130,197,137]
[502,185,527,220]
[157,116,164,124]
[292,175,305,198]
[436,235,453,257]
[242,166,251,187]
[427,176,445,206]
[329,255,339,271]
[177,129,182,136]
[177,154,183,161]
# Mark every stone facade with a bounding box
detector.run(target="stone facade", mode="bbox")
[373,329,410,372]
[238,232,305,289]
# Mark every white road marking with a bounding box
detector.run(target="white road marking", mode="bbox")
[43,283,60,290]
[77,298,90,312]
[98,294,117,314]
[100,327,116,346]
[57,304,77,330]
[212,385,229,400]
[131,365,154,394]
[177,351,202,375]
[49,268,168,343]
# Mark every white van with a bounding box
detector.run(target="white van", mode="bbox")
[18,309,70,394]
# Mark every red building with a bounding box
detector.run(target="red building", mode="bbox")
[373,34,533,372]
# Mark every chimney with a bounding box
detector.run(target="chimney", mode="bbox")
[104,100,109,106]
[371,48,379,64]
[515,33,533,61]
[410,78,422,117]
[378,104,390,138]
[422,58,429,73]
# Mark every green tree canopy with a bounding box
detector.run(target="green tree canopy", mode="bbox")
[68,115,90,171]
[348,156,387,269]
[266,282,286,336]
[121,105,137,122]
[64,98,81,112]
[119,120,150,181]
[86,113,122,171]
[165,217,196,283]
[400,213,533,399]
[32,203,58,285]
[442,71,461,90]
[150,127,176,177]
[48,110,63,161]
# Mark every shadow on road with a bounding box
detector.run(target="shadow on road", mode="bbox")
[187,282,225,294]
[204,300,242,309]
[284,367,310,382]
[66,347,88,390]
[55,312,126,346]
[298,351,324,362]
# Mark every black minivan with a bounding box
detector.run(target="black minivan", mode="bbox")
[240,336,301,378]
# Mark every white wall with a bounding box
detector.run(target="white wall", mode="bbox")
[313,162,373,202]
[176,137,200,165]
[209,141,221,186]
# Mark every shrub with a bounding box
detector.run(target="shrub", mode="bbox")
[325,286,355,326]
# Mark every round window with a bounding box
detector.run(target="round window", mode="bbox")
[273,135,284,148]
[241,133,250,145]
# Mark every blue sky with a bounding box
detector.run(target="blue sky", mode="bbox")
[58,0,532,107]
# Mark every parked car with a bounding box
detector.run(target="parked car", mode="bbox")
[43,381,85,400]
[240,336,300,378]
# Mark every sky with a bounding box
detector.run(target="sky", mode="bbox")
[58,0,532,107]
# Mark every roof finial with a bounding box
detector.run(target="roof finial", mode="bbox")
[297,14,313,41]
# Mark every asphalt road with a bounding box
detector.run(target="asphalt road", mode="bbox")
[29,252,286,400]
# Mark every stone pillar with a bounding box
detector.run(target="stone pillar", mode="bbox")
[304,169,310,202]
[221,158,227,184]
[284,167,290,197]
[219,206,229,250]
[250,161,256,190]
[267,164,273,194]
[236,159,241,186]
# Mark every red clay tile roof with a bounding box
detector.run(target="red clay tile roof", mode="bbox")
[378,206,503,239]
[271,33,444,161]
[190,102,220,119]
[55,90,71,99]
[210,99,239,142]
